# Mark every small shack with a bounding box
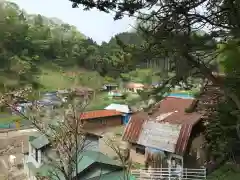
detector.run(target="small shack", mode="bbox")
[105,103,132,125]
[102,84,118,92]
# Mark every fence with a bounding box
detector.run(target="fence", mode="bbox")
[0,119,32,129]
[131,168,206,180]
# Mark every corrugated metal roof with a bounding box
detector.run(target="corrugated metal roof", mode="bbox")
[105,103,131,113]
[30,134,49,149]
[151,97,201,125]
[137,121,182,153]
[122,111,148,143]
[151,97,192,112]
[38,150,123,180]
[80,110,122,120]
[175,124,193,155]
[122,97,202,155]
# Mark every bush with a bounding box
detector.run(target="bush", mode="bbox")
[185,107,193,113]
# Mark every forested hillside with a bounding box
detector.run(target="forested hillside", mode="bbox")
[0,1,145,91]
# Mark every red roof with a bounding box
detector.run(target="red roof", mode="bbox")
[152,97,195,115]
[80,110,122,120]
[122,111,148,143]
[175,124,193,155]
[122,97,202,155]
[151,97,201,124]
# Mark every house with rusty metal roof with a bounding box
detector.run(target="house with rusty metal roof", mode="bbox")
[80,110,123,131]
[122,97,206,169]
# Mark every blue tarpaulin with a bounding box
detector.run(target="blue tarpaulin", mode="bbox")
[122,114,131,125]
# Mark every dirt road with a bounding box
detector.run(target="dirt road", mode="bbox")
[0,129,37,179]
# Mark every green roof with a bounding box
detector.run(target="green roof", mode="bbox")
[74,150,122,175]
[30,134,50,149]
[81,151,121,166]
[29,136,37,142]
[27,162,37,173]
[36,150,124,180]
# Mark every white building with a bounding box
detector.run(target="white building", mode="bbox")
[125,82,145,93]
[23,134,50,180]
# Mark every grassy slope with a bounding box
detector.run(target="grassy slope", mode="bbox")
[38,68,75,90]
[37,64,104,91]
[86,92,141,111]
[37,63,76,91]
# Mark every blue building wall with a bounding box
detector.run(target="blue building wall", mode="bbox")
[122,113,131,125]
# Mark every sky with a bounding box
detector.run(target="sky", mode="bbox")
[9,0,135,44]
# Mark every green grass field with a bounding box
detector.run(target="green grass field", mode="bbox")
[38,68,75,91]
[0,113,22,124]
[37,64,103,91]
[207,164,240,180]
[86,92,141,111]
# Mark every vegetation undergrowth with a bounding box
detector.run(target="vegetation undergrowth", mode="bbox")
[207,163,240,180]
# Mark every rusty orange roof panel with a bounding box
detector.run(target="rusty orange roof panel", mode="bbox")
[80,110,122,120]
